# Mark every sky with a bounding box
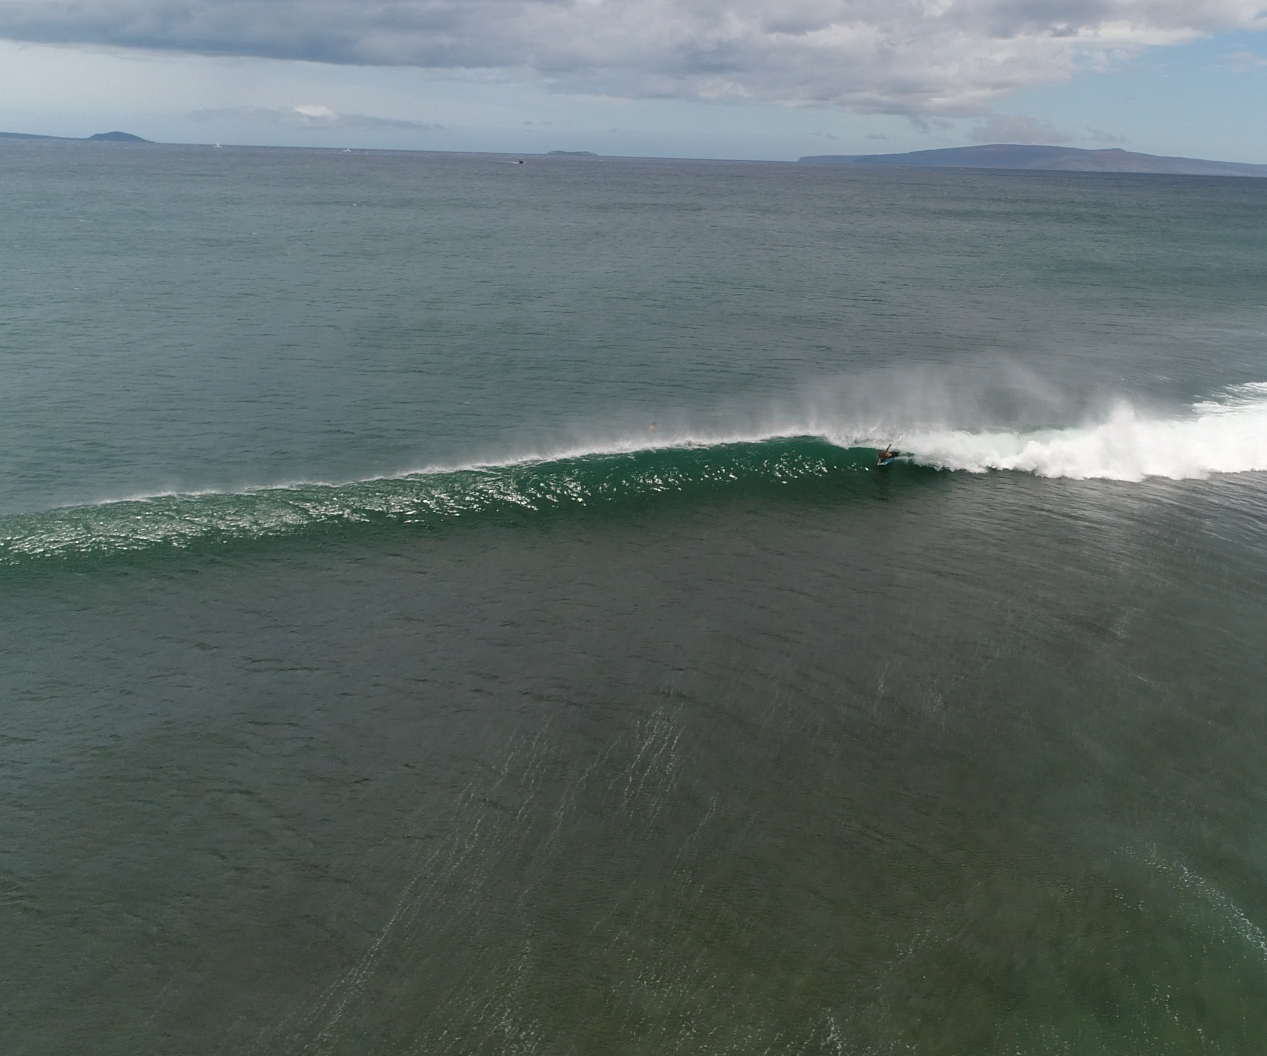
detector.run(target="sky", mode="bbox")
[0,0,1265,162]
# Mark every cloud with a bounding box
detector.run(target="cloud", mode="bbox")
[969,114,1072,144]
[1,0,1265,115]
[1081,126,1128,143]
[1221,49,1267,69]
[190,105,441,131]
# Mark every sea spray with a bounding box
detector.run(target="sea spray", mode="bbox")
[898,383,1267,481]
[5,386,1266,565]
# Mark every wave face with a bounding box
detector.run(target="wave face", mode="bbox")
[5,386,1266,566]
[897,384,1267,481]
[0,439,881,565]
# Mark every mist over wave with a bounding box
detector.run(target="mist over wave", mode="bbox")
[894,383,1267,481]
[4,385,1264,565]
[517,379,1267,484]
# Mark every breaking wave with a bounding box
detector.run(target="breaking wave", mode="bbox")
[3,386,1265,565]
[0,439,881,565]
[899,383,1267,481]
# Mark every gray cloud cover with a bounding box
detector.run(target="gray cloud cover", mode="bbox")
[191,105,441,131]
[1,0,1264,113]
[969,114,1073,143]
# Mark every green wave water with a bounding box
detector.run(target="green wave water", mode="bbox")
[8,146,1267,1056]
[0,438,902,564]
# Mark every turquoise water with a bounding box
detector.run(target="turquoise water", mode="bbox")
[2,141,1267,1054]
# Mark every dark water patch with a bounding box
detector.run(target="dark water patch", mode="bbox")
[6,145,1267,1055]
[3,474,1267,1054]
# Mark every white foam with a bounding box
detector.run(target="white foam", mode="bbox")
[30,385,1267,517]
[893,384,1267,481]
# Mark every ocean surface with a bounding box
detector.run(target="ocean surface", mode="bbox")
[2,140,1267,1055]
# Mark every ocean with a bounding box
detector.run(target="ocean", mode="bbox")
[2,140,1266,1054]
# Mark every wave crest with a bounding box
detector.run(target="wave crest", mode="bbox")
[0,439,877,565]
[5,386,1266,565]
[898,384,1267,481]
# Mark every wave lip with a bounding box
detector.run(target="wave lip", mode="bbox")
[5,384,1266,566]
[900,384,1267,481]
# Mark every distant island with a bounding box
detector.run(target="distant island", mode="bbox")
[0,130,150,143]
[3,134,1259,176]
[799,143,1267,178]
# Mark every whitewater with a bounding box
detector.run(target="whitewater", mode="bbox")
[8,142,1267,1056]
[3,385,1264,565]
[895,382,1267,481]
[463,381,1267,484]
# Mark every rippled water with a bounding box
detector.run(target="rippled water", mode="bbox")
[2,141,1266,1054]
